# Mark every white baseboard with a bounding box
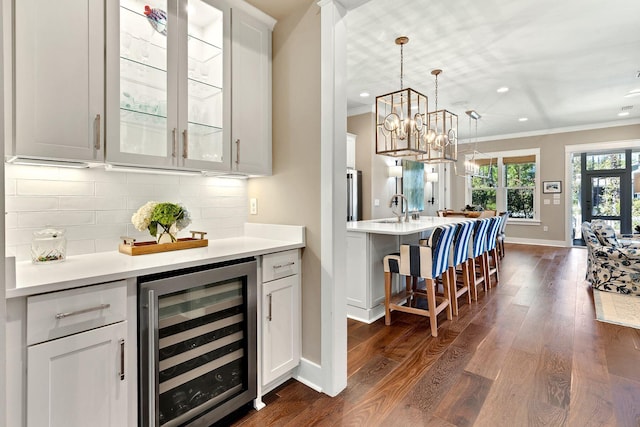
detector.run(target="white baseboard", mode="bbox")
[294,358,323,393]
[506,237,568,247]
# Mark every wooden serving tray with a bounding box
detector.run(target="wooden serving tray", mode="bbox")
[119,238,208,256]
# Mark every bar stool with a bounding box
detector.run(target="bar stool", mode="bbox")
[446,220,476,316]
[468,218,491,301]
[383,224,457,337]
[483,216,502,288]
[496,211,509,259]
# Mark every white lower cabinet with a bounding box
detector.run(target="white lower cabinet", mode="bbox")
[261,250,301,388]
[25,281,129,427]
[27,322,128,427]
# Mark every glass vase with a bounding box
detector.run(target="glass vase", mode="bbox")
[156,223,178,244]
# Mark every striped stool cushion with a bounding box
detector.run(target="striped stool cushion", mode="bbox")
[450,220,475,267]
[469,218,491,259]
[400,224,457,279]
[383,253,401,274]
[486,216,501,251]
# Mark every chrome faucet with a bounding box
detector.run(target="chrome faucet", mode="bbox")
[389,194,409,223]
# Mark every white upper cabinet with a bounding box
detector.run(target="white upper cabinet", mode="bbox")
[231,8,272,175]
[106,0,231,171]
[13,0,105,161]
[106,0,273,173]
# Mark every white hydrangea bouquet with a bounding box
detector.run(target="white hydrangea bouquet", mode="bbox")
[132,201,191,244]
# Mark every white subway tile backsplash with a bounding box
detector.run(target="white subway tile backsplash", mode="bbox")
[65,224,128,240]
[6,196,59,212]
[59,196,128,211]
[5,213,17,229]
[66,240,97,256]
[5,179,16,196]
[18,211,95,228]
[17,180,94,196]
[6,164,60,180]
[127,173,176,185]
[96,210,133,224]
[6,165,248,261]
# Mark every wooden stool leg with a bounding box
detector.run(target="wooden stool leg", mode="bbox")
[469,258,478,301]
[462,260,472,305]
[448,266,458,317]
[426,278,438,337]
[442,271,452,320]
[384,271,392,325]
[482,252,490,290]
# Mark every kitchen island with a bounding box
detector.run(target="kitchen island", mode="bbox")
[346,216,467,323]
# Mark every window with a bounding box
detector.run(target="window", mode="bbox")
[466,149,539,221]
[504,155,536,219]
[470,161,497,211]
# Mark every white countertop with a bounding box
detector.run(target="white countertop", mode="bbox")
[346,216,470,236]
[7,223,305,299]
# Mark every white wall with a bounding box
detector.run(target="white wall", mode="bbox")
[5,165,248,261]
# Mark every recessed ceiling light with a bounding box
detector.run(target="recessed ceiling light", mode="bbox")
[518,117,528,122]
[497,87,509,93]
[618,111,630,117]
[624,89,640,98]
[359,91,370,98]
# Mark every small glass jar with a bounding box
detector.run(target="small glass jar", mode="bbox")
[31,227,66,264]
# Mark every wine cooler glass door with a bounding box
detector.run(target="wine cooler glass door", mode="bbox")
[139,260,257,427]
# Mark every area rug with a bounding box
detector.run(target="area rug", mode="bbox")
[593,290,640,329]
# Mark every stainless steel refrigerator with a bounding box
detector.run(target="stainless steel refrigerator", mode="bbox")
[347,169,362,222]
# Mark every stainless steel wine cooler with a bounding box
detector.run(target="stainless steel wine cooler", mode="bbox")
[138,258,257,426]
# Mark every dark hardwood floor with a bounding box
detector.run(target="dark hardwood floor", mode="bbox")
[231,244,640,426]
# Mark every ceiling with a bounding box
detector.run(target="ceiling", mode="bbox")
[245,0,640,141]
[346,0,640,141]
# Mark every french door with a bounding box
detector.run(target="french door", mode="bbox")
[583,171,632,233]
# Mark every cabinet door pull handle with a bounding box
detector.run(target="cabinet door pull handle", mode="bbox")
[267,293,273,321]
[94,114,101,150]
[183,129,189,159]
[172,128,178,158]
[235,139,240,167]
[55,303,111,319]
[119,339,125,381]
[273,262,295,269]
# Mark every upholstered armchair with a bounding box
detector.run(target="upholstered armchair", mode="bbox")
[582,221,640,296]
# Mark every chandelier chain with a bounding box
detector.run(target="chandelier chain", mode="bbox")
[434,72,438,111]
[400,43,404,90]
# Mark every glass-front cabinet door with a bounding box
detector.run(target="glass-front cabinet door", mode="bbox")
[107,0,230,171]
[179,0,230,170]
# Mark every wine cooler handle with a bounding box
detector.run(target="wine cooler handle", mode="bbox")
[267,293,272,322]
[172,129,178,158]
[235,139,240,167]
[94,114,101,150]
[183,129,189,159]
[119,339,125,381]
[148,289,157,426]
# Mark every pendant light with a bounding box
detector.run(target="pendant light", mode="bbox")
[417,69,458,163]
[375,37,429,157]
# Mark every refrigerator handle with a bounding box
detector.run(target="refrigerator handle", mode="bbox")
[347,173,353,221]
